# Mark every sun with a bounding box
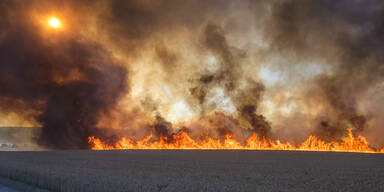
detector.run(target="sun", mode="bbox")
[48,17,61,29]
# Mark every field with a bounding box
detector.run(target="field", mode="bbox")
[0,150,383,192]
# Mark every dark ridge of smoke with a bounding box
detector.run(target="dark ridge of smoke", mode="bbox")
[202,23,243,92]
[201,112,238,139]
[265,0,384,139]
[0,2,127,149]
[235,79,265,107]
[235,80,271,138]
[240,105,271,138]
[140,96,158,113]
[350,115,367,132]
[189,23,241,107]
[189,74,216,106]
[152,115,172,138]
[313,75,368,138]
[193,112,268,142]
[189,84,208,106]
[101,0,233,53]
[188,23,271,137]
[314,121,345,142]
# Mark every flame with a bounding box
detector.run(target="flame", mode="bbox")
[88,129,383,153]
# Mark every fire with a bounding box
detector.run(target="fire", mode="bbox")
[48,17,61,29]
[89,129,384,153]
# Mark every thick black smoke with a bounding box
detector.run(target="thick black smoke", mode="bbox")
[100,0,233,54]
[265,0,384,140]
[0,2,127,149]
[2,0,384,148]
[189,23,271,138]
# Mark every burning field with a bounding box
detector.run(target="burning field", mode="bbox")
[1,1,384,189]
[1,0,384,153]
[88,129,384,153]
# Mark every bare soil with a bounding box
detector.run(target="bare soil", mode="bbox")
[0,150,383,192]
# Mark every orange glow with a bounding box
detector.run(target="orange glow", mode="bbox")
[48,17,61,29]
[89,129,384,153]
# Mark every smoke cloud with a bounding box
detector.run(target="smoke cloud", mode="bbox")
[0,1,127,149]
[0,0,383,148]
[264,0,384,141]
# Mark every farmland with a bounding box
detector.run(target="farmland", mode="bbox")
[0,150,383,191]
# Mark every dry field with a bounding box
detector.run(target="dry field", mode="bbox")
[0,150,383,192]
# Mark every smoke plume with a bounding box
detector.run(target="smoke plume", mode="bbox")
[0,1,127,149]
[1,0,384,148]
[265,0,384,141]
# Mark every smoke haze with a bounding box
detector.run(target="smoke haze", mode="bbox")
[0,0,383,149]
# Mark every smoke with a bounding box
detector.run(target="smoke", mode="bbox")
[1,0,384,148]
[188,23,271,137]
[265,0,384,141]
[0,1,127,149]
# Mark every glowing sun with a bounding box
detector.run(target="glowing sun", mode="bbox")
[48,17,61,29]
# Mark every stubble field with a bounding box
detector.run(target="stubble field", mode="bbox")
[0,150,383,192]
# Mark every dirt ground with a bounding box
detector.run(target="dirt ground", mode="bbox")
[0,150,383,192]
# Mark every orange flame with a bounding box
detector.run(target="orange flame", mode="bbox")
[88,129,383,153]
